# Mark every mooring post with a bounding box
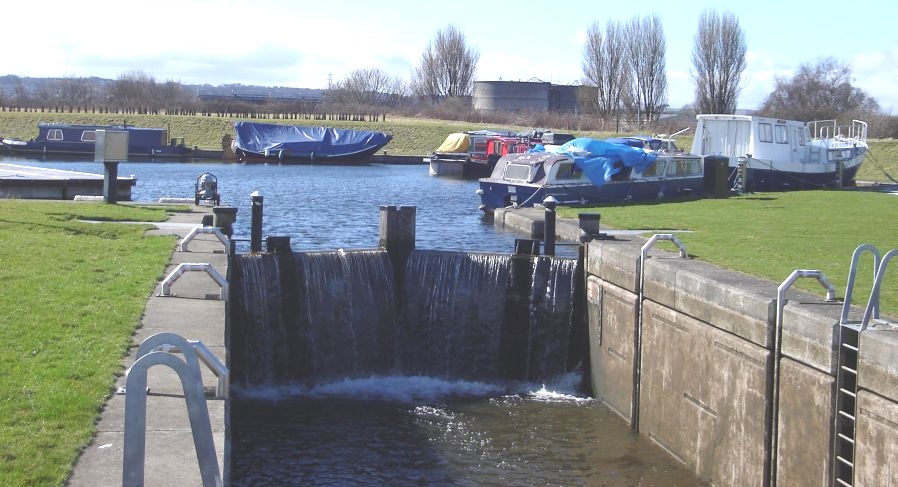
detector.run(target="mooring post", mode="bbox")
[212,206,238,237]
[379,205,416,261]
[103,161,119,204]
[250,191,263,253]
[578,213,602,242]
[543,196,557,256]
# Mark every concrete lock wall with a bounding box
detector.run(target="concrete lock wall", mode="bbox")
[585,237,898,486]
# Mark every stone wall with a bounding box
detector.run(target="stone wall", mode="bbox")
[585,236,898,486]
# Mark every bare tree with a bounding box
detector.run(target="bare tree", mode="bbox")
[626,14,668,126]
[412,24,479,103]
[328,68,405,108]
[691,9,746,114]
[759,57,880,121]
[582,20,629,123]
[42,77,103,107]
[109,70,157,110]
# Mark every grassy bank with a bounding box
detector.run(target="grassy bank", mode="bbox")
[558,190,898,315]
[0,201,175,485]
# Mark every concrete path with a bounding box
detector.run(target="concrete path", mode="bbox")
[66,207,228,487]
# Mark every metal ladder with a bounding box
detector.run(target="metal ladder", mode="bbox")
[833,245,897,486]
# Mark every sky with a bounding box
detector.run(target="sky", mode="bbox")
[3,0,896,112]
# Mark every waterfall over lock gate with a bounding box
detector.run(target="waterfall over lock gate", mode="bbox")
[228,248,586,391]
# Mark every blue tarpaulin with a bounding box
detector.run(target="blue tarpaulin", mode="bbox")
[554,138,657,186]
[233,122,392,159]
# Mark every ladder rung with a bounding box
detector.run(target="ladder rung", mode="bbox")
[837,433,856,444]
[842,342,859,352]
[835,478,853,487]
[840,366,858,375]
[839,410,856,421]
[836,456,855,468]
[839,388,857,398]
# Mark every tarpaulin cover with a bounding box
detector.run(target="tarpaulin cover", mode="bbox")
[434,133,470,153]
[551,138,658,187]
[233,122,392,157]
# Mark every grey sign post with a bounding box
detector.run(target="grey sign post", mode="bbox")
[94,129,128,203]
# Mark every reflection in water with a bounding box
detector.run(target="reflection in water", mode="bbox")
[231,378,700,486]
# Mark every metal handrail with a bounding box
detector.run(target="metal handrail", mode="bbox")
[159,263,228,300]
[769,269,836,486]
[123,332,221,487]
[841,244,881,326]
[179,227,230,254]
[860,249,898,331]
[632,234,688,431]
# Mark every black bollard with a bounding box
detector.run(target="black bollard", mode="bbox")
[578,213,602,242]
[103,161,119,204]
[379,205,416,263]
[543,196,557,256]
[250,191,263,253]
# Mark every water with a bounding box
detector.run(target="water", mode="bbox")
[2,156,531,253]
[5,155,699,485]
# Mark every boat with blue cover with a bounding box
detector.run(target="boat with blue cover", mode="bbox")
[477,137,706,211]
[232,121,392,163]
[1,122,192,159]
[691,114,868,191]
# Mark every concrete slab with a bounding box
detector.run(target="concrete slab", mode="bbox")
[66,206,227,487]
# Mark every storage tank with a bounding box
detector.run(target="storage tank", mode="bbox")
[473,81,550,112]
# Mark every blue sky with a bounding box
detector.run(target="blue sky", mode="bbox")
[4,0,896,112]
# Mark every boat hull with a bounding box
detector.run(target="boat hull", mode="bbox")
[478,177,703,211]
[2,141,191,159]
[427,157,492,179]
[726,153,864,191]
[235,143,387,164]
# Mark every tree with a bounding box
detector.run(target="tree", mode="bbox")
[581,20,628,121]
[691,9,746,114]
[412,24,479,103]
[109,70,157,110]
[626,14,668,126]
[328,68,406,108]
[759,57,880,121]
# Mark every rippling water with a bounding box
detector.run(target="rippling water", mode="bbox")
[4,157,531,253]
[6,156,698,485]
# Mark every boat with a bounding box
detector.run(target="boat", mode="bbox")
[691,114,868,191]
[477,137,706,211]
[232,122,392,163]
[1,123,192,159]
[426,129,574,179]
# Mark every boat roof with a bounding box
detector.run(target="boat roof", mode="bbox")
[37,122,168,133]
[233,121,392,156]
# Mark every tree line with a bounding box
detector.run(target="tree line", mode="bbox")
[1,11,894,138]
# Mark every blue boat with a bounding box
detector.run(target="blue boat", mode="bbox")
[1,123,192,159]
[232,122,392,163]
[477,137,706,211]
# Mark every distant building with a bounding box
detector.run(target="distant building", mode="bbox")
[472,80,580,113]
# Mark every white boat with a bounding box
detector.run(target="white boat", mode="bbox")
[691,114,868,191]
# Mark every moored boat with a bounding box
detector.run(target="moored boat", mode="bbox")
[691,114,868,191]
[1,123,192,159]
[232,122,392,163]
[477,137,707,211]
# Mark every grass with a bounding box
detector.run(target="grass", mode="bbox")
[557,190,898,316]
[0,201,175,485]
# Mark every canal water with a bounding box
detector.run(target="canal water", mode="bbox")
[5,156,700,486]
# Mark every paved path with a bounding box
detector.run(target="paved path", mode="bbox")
[66,207,228,487]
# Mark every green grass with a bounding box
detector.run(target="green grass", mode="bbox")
[0,201,175,485]
[558,190,898,316]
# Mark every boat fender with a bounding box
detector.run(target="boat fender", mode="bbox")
[278,150,285,160]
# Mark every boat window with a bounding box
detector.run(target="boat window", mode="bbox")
[758,123,773,143]
[775,125,788,144]
[47,129,64,141]
[81,131,95,142]
[796,128,807,146]
[504,163,532,182]
[555,162,583,181]
[641,160,666,177]
[470,137,488,154]
[669,158,703,177]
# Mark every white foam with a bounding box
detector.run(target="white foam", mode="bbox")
[234,371,592,404]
